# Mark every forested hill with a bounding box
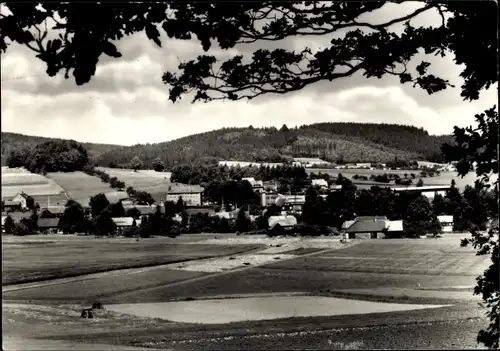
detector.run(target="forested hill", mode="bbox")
[0,132,122,165]
[95,122,455,168]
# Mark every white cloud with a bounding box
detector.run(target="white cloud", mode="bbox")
[1,2,497,146]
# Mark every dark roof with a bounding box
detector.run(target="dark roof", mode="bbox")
[346,219,387,233]
[185,207,215,215]
[40,206,66,215]
[37,218,60,228]
[123,205,164,215]
[15,192,30,199]
[355,216,388,221]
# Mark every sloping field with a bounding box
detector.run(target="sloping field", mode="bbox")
[96,167,171,193]
[2,237,262,286]
[47,171,113,203]
[1,167,65,198]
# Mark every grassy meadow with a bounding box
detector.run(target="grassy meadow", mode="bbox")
[46,171,114,203]
[96,167,172,192]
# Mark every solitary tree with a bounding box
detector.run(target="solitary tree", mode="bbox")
[1,1,497,346]
[152,157,165,172]
[129,156,143,172]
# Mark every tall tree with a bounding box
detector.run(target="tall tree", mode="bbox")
[404,195,442,237]
[152,157,165,172]
[235,208,251,233]
[89,193,110,218]
[129,156,143,172]
[3,215,16,234]
[92,208,116,236]
[60,199,86,234]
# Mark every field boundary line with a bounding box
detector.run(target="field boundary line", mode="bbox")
[111,244,355,300]
[2,246,263,292]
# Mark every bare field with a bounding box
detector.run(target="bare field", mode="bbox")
[46,171,113,202]
[96,167,172,193]
[2,237,262,285]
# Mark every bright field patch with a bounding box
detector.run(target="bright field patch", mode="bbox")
[96,167,172,193]
[1,168,65,197]
[46,171,113,202]
[106,296,449,324]
[2,237,261,285]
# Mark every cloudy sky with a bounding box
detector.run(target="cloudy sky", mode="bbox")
[1,2,497,146]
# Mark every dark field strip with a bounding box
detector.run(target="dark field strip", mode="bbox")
[103,267,479,304]
[2,268,207,303]
[2,243,262,285]
[262,255,487,277]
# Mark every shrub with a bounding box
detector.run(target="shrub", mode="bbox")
[297,224,322,237]
[122,226,139,238]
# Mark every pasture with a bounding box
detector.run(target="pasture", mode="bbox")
[96,167,172,192]
[46,171,114,204]
[2,235,262,286]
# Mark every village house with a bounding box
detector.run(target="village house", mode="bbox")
[242,177,265,193]
[36,218,61,234]
[343,216,404,239]
[268,215,298,234]
[112,217,141,234]
[437,215,454,232]
[262,181,279,192]
[9,192,31,210]
[2,199,22,212]
[311,179,328,189]
[166,183,204,207]
[39,206,66,218]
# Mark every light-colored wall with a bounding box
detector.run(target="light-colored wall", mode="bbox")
[166,193,202,206]
[11,194,27,208]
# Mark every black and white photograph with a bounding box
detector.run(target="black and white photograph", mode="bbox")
[1,1,498,350]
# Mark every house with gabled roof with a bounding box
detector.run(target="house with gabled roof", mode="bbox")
[343,216,404,239]
[11,192,30,210]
